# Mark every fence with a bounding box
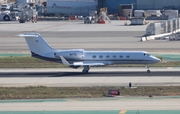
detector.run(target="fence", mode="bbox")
[146,18,180,36]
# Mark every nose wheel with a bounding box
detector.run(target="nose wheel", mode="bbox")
[146,65,150,73]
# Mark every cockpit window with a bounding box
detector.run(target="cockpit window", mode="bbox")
[144,53,150,56]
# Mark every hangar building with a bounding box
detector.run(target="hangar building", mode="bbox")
[98,0,136,14]
[100,0,180,14]
[136,0,180,10]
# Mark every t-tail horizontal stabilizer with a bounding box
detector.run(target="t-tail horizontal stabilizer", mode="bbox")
[19,34,39,38]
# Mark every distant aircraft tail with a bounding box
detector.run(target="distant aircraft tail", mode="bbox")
[19,33,54,55]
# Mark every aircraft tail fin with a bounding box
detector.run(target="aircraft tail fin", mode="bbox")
[19,33,54,55]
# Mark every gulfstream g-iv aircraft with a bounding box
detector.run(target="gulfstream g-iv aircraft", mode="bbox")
[20,33,161,74]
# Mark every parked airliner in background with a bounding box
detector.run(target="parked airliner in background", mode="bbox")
[20,33,161,74]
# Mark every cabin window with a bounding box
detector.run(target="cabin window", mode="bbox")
[126,55,130,58]
[113,55,116,59]
[92,55,96,59]
[99,55,103,59]
[120,55,123,58]
[106,55,110,59]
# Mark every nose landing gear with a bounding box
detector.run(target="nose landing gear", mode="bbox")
[146,65,150,73]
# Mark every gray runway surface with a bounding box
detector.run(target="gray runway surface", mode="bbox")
[0,21,180,53]
[0,68,180,87]
[0,70,180,77]
[0,31,145,38]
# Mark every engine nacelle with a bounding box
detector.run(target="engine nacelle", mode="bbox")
[54,50,84,60]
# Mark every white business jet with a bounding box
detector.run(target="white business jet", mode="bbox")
[20,33,161,73]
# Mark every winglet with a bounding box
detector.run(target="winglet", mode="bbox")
[60,56,70,65]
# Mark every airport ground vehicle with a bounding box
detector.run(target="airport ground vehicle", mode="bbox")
[0,10,12,21]
[1,4,10,11]
[12,2,38,23]
[84,16,95,24]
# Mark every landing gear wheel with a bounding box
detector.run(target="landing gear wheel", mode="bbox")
[82,65,90,74]
[146,65,150,73]
[82,70,88,74]
[3,15,10,21]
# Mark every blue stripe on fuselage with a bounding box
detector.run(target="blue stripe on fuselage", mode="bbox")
[31,52,61,62]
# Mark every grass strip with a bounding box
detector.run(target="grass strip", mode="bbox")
[0,57,180,68]
[0,86,180,99]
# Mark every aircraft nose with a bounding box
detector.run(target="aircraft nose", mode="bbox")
[156,58,161,62]
[153,56,161,63]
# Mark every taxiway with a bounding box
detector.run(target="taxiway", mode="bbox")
[0,21,180,53]
[0,97,180,111]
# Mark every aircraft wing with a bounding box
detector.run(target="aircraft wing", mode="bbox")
[73,62,105,66]
[60,56,105,66]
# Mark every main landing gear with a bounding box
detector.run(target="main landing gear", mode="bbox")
[82,65,90,74]
[146,65,150,73]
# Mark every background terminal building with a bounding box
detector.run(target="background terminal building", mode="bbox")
[1,0,180,15]
[99,0,180,14]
